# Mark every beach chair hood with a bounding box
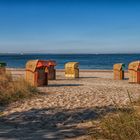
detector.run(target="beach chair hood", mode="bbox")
[65,62,79,69]
[46,60,56,67]
[113,63,125,71]
[26,60,44,72]
[128,61,140,71]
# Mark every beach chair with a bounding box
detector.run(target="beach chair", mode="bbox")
[45,60,56,80]
[128,61,140,84]
[0,62,6,74]
[25,60,48,87]
[65,62,79,78]
[113,63,125,80]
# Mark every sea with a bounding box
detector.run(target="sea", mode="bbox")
[0,54,140,69]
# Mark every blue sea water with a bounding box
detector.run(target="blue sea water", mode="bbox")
[0,54,140,69]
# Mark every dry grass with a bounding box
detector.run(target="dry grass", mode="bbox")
[96,111,140,140]
[89,93,140,140]
[0,73,38,105]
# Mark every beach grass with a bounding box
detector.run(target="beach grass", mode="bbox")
[93,111,140,140]
[89,94,140,140]
[0,73,38,105]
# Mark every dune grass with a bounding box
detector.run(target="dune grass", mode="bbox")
[89,93,140,140]
[0,73,38,105]
[96,111,140,140]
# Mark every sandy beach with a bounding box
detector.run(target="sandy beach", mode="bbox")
[0,69,140,140]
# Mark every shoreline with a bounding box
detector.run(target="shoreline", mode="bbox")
[6,68,128,72]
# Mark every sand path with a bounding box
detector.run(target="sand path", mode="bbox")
[0,70,140,140]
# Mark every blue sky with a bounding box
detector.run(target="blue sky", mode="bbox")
[0,0,140,54]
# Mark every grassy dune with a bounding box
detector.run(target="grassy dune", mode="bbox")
[90,95,140,140]
[0,73,38,105]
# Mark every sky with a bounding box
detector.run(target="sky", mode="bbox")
[0,0,140,54]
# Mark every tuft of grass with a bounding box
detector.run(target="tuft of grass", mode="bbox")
[98,112,140,140]
[89,91,140,140]
[0,73,38,105]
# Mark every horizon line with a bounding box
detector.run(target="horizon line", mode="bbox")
[0,52,140,55]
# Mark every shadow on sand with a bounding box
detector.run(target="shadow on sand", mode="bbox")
[0,106,132,140]
[79,77,99,79]
[124,78,129,80]
[48,84,83,87]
